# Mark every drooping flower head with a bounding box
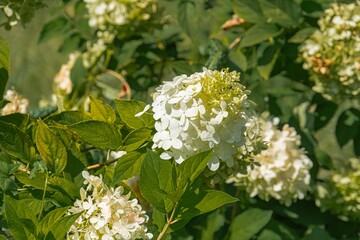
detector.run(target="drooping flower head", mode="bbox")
[299,1,360,102]
[67,171,153,240]
[1,89,29,115]
[151,68,262,176]
[316,158,360,221]
[228,114,313,206]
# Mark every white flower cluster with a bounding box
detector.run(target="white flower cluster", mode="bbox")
[151,68,261,175]
[54,53,78,95]
[0,3,20,27]
[1,89,29,115]
[300,1,360,101]
[228,115,313,206]
[316,158,360,221]
[82,0,154,68]
[67,171,153,240]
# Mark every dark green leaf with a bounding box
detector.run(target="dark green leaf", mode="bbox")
[335,108,360,147]
[121,127,152,152]
[59,33,83,53]
[232,0,265,23]
[48,176,80,201]
[38,207,69,236]
[140,149,176,212]
[90,96,116,124]
[303,226,334,240]
[313,96,338,131]
[288,27,317,43]
[354,131,360,156]
[229,208,272,240]
[0,113,32,130]
[259,0,303,28]
[257,42,281,80]
[116,40,143,67]
[112,151,146,184]
[200,210,226,240]
[178,0,198,37]
[115,99,154,130]
[69,120,122,150]
[0,36,10,100]
[229,49,248,71]
[38,17,71,43]
[36,120,67,174]
[46,111,91,125]
[240,24,282,48]
[45,212,82,240]
[0,121,36,163]
[258,229,281,240]
[15,172,55,191]
[0,162,19,191]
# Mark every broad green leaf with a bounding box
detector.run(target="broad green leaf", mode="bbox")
[4,196,42,224]
[229,49,248,71]
[258,229,281,240]
[288,27,317,43]
[15,172,56,191]
[89,96,116,124]
[354,132,360,156]
[48,176,80,201]
[36,120,67,174]
[0,121,36,163]
[335,108,360,147]
[115,99,154,130]
[45,212,82,240]
[0,113,32,130]
[239,23,282,48]
[0,235,7,240]
[200,210,226,240]
[259,0,303,28]
[38,17,71,43]
[229,208,273,240]
[46,111,91,125]
[172,189,238,231]
[112,151,146,184]
[0,36,10,100]
[257,42,281,80]
[232,0,265,23]
[177,150,212,183]
[140,149,176,212]
[313,95,338,131]
[121,127,152,152]
[59,33,82,53]
[115,40,143,67]
[303,226,333,240]
[178,0,198,37]
[0,162,19,191]
[38,207,69,236]
[69,120,122,150]
[70,58,87,88]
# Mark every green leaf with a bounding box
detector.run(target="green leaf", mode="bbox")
[354,131,360,156]
[172,189,238,230]
[121,127,152,152]
[48,176,80,202]
[0,113,32,130]
[38,207,69,236]
[0,36,10,100]
[112,151,146,184]
[46,111,91,125]
[232,0,265,23]
[115,99,154,130]
[258,229,281,240]
[0,162,19,191]
[313,96,338,131]
[229,208,273,240]
[257,42,281,80]
[229,49,248,71]
[259,0,303,28]
[335,108,360,147]
[140,149,176,212]
[200,210,226,240]
[239,23,282,48]
[116,40,143,67]
[38,17,71,43]
[303,226,334,240]
[15,172,55,191]
[0,121,36,164]
[178,0,198,37]
[36,120,67,174]
[177,150,212,183]
[89,96,116,124]
[45,212,82,240]
[59,33,83,53]
[288,27,317,43]
[69,120,122,150]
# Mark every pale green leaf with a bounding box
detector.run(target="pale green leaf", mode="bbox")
[288,27,317,43]
[112,151,146,184]
[240,23,282,48]
[38,207,69,236]
[121,127,152,152]
[257,42,281,80]
[89,96,116,124]
[232,0,265,23]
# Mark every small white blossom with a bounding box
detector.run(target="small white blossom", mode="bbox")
[67,171,152,240]
[228,114,313,206]
[151,68,262,179]
[1,89,29,115]
[299,1,360,102]
[54,53,78,95]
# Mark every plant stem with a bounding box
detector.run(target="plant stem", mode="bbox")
[157,204,178,240]
[38,170,49,220]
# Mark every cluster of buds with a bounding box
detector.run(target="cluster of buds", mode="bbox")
[228,114,313,206]
[299,1,360,102]
[0,3,20,28]
[54,53,79,95]
[1,89,29,115]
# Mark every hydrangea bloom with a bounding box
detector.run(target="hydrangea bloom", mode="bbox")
[67,171,153,240]
[54,53,78,95]
[299,1,360,102]
[227,115,313,206]
[1,89,29,115]
[151,68,261,175]
[316,158,360,220]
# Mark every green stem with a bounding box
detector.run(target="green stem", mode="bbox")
[157,205,178,240]
[38,170,49,220]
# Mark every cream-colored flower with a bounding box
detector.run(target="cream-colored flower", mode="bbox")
[1,89,29,115]
[316,158,360,220]
[67,171,152,240]
[299,1,360,102]
[54,53,78,95]
[228,114,313,206]
[150,68,262,179]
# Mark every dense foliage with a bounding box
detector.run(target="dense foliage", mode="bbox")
[0,0,359,239]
